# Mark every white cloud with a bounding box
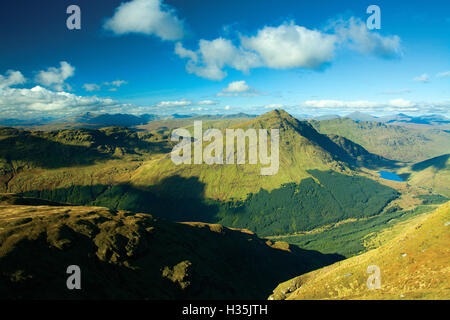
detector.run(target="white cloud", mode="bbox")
[83,83,101,92]
[437,71,450,78]
[240,22,337,69]
[0,70,26,89]
[303,99,379,109]
[104,0,184,41]
[35,61,75,91]
[217,80,262,97]
[156,99,192,107]
[264,103,284,109]
[176,38,261,80]
[176,17,402,80]
[332,17,402,58]
[175,42,198,62]
[197,100,218,105]
[0,86,128,119]
[222,80,251,93]
[413,74,430,83]
[389,98,414,108]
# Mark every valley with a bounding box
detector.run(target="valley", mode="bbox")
[0,109,448,300]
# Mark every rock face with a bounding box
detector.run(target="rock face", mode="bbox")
[0,198,341,300]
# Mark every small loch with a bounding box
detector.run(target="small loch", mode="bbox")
[378,170,404,182]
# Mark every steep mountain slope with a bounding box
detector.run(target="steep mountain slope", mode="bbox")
[269,202,450,300]
[0,197,341,299]
[309,118,450,162]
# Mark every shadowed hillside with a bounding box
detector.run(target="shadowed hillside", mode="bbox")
[0,198,343,299]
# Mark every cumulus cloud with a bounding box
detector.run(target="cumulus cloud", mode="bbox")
[175,39,261,80]
[104,0,184,41]
[0,86,128,119]
[240,22,337,69]
[332,17,402,58]
[217,80,262,97]
[0,70,26,89]
[176,18,402,80]
[413,74,430,83]
[35,61,75,91]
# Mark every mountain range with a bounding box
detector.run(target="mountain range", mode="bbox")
[0,109,448,300]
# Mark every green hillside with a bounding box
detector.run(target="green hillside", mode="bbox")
[309,118,450,163]
[270,202,450,300]
[398,154,450,197]
[1,110,400,237]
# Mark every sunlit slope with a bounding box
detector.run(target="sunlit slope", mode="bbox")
[131,110,363,201]
[0,197,340,299]
[399,154,450,197]
[270,202,450,300]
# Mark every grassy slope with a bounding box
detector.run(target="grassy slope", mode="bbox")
[0,197,341,299]
[309,118,450,163]
[269,202,450,300]
[398,154,450,197]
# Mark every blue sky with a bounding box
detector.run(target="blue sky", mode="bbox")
[0,0,449,119]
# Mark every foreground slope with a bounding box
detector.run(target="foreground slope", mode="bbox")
[0,197,341,299]
[269,202,450,300]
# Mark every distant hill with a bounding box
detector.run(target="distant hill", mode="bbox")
[70,112,159,127]
[341,112,449,127]
[269,201,450,300]
[0,197,342,299]
[313,114,341,121]
[309,118,450,162]
[380,113,450,126]
[345,111,379,122]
